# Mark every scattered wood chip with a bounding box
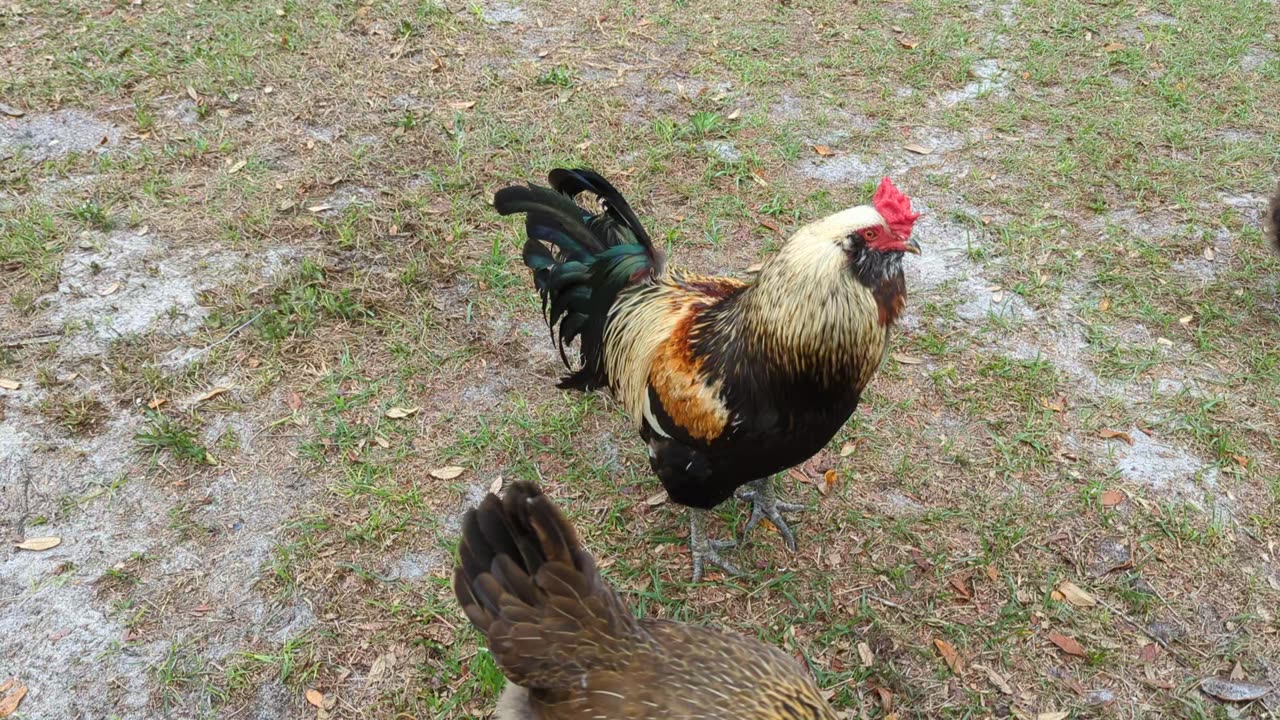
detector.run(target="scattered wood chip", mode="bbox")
[645,490,668,506]
[974,663,1013,694]
[1103,42,1126,52]
[306,204,334,213]
[812,144,836,157]
[0,684,27,718]
[148,397,168,410]
[15,537,61,551]
[1203,246,1216,261]
[857,641,875,667]
[1057,580,1097,607]
[1156,336,1173,347]
[1098,428,1133,445]
[429,466,464,480]
[1179,315,1193,325]
[1048,631,1086,657]
[903,143,933,155]
[1100,489,1125,507]
[196,386,231,403]
[892,353,923,365]
[934,638,965,674]
[384,406,420,419]
[228,159,247,174]
[0,378,19,390]
[305,689,325,708]
[1200,677,1271,702]
[726,108,741,120]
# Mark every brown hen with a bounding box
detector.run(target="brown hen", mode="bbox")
[454,481,841,720]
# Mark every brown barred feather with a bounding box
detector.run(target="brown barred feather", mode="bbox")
[455,482,841,719]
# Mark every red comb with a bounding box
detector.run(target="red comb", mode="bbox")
[873,177,921,239]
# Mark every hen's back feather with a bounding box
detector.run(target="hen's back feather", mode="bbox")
[454,482,840,719]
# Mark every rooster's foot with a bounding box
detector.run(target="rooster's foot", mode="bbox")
[738,477,805,552]
[689,510,740,582]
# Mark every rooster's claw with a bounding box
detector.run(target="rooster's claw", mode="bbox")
[738,477,805,552]
[690,510,740,582]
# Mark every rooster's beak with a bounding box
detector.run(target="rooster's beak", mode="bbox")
[904,237,921,255]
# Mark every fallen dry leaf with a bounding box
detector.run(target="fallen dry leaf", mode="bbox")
[1057,580,1097,607]
[0,102,24,117]
[186,85,199,101]
[489,475,504,495]
[839,442,855,457]
[196,386,231,403]
[99,282,120,296]
[726,108,741,120]
[306,203,334,213]
[1103,41,1126,52]
[934,638,965,674]
[0,679,12,695]
[305,689,325,708]
[147,397,168,410]
[857,641,875,667]
[1138,642,1159,663]
[1037,713,1069,720]
[1098,296,1112,312]
[812,144,835,157]
[898,37,919,49]
[1100,489,1125,507]
[974,663,1013,694]
[385,406,420,419]
[745,262,764,273]
[429,466,464,480]
[876,687,894,713]
[15,537,61,551]
[892,353,923,365]
[373,436,389,449]
[1200,677,1271,702]
[0,684,27,718]
[903,143,933,155]
[0,378,19,391]
[1098,428,1133,445]
[949,574,973,600]
[228,159,247,174]
[820,469,838,495]
[285,391,303,410]
[1048,631,1086,657]
[448,100,477,110]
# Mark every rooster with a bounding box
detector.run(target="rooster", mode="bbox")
[455,481,841,719]
[495,169,920,580]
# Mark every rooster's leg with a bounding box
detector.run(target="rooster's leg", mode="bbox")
[738,476,806,552]
[689,509,740,582]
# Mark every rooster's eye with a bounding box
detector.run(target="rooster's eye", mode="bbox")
[863,228,878,241]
